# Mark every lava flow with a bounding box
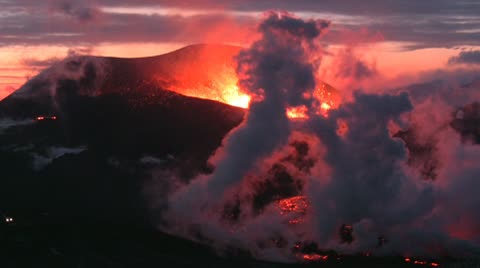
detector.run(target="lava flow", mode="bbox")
[301,253,329,262]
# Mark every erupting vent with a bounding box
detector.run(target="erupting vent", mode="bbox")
[286,83,339,119]
[277,196,309,225]
[277,196,308,215]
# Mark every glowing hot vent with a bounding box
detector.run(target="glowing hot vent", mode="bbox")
[152,45,252,108]
[153,45,338,112]
[220,84,251,108]
[286,105,308,119]
[277,196,309,215]
[286,83,339,119]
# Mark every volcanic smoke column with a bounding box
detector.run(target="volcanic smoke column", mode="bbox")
[208,12,330,195]
[168,12,329,217]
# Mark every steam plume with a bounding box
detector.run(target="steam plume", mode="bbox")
[160,11,480,262]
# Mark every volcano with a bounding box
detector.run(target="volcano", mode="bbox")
[0,44,252,267]
[0,44,249,172]
[0,44,246,116]
[1,44,479,267]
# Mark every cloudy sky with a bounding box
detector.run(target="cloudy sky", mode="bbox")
[1,0,480,99]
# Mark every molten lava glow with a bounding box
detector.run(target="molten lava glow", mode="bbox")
[286,105,308,119]
[277,196,309,215]
[170,75,251,108]
[159,46,337,112]
[405,257,439,267]
[36,116,57,121]
[285,83,339,119]
[153,45,253,108]
[321,102,331,111]
[288,218,305,225]
[223,84,251,108]
[301,254,329,262]
[315,83,337,112]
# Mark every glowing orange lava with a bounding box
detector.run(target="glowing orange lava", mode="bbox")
[321,102,331,111]
[36,116,57,121]
[277,196,309,215]
[286,105,308,119]
[147,45,250,108]
[286,82,339,119]
[315,83,337,108]
[301,253,329,262]
[288,218,305,225]
[155,46,339,112]
[405,257,440,267]
[168,72,251,108]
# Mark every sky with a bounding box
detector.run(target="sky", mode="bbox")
[1,0,480,99]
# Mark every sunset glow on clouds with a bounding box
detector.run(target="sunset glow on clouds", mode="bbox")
[1,0,480,99]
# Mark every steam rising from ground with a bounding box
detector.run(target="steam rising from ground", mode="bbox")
[12,52,107,100]
[167,12,328,218]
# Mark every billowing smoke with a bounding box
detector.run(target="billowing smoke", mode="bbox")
[159,11,480,262]
[166,11,329,226]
